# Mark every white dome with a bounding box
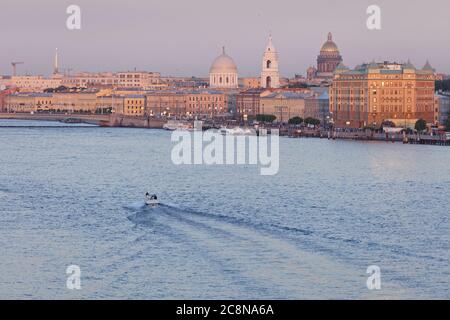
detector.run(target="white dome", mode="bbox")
[209,49,238,74]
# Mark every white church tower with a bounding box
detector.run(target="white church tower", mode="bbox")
[260,35,280,88]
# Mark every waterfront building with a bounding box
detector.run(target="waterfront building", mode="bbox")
[5,93,53,113]
[316,33,343,80]
[52,92,98,113]
[186,90,229,117]
[330,61,436,128]
[304,88,330,124]
[236,88,266,119]
[0,89,14,112]
[435,94,450,126]
[145,91,187,117]
[260,91,308,123]
[123,95,146,116]
[5,90,124,114]
[96,95,125,114]
[209,47,239,89]
[260,36,280,88]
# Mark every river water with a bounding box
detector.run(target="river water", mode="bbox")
[0,119,449,299]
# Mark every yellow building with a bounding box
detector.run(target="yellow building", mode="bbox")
[52,92,98,113]
[145,92,186,117]
[330,61,436,128]
[5,93,53,113]
[186,90,228,117]
[123,95,146,116]
[260,91,308,123]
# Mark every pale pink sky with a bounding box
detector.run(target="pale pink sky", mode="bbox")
[0,0,449,77]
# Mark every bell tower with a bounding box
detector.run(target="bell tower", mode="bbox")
[260,35,280,88]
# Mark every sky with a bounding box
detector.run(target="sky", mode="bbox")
[1,0,449,77]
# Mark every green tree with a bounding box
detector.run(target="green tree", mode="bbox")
[415,119,427,132]
[256,114,276,123]
[304,117,321,126]
[288,116,303,125]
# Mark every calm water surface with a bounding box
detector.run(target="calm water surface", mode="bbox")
[0,119,449,299]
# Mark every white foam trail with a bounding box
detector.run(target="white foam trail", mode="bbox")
[125,201,146,210]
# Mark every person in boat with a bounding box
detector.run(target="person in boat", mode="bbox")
[145,193,157,200]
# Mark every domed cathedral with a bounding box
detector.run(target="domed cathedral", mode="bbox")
[260,35,280,88]
[209,47,239,89]
[316,32,343,79]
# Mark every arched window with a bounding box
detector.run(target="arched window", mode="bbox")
[219,77,222,84]
[266,60,272,69]
[266,76,272,88]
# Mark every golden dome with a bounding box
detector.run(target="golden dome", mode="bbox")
[320,32,339,53]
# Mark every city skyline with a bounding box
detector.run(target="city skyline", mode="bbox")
[1,0,450,77]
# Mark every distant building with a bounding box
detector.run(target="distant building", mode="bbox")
[209,47,239,89]
[260,36,280,88]
[186,90,230,117]
[116,71,162,89]
[5,93,54,113]
[236,88,266,119]
[145,91,187,117]
[330,61,436,128]
[316,33,343,80]
[62,72,119,88]
[239,77,261,89]
[435,94,450,126]
[11,76,62,92]
[123,95,146,116]
[260,91,308,123]
[5,91,122,114]
[52,92,98,113]
[305,89,330,124]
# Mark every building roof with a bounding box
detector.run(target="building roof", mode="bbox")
[209,47,238,74]
[262,92,310,99]
[320,32,340,53]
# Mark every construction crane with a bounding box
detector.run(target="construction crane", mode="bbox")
[11,62,24,76]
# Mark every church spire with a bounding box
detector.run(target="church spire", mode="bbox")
[53,48,59,75]
[328,32,332,41]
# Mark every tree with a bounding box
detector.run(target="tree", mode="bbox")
[415,119,427,132]
[288,116,303,125]
[446,116,450,132]
[304,117,321,126]
[256,114,276,123]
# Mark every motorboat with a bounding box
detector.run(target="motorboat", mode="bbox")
[145,193,159,206]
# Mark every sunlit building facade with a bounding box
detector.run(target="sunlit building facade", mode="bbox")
[330,61,436,128]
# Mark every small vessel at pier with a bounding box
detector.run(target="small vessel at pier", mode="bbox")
[163,120,192,131]
[219,127,255,136]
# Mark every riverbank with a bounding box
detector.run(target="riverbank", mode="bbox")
[2,114,449,146]
[0,113,166,129]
